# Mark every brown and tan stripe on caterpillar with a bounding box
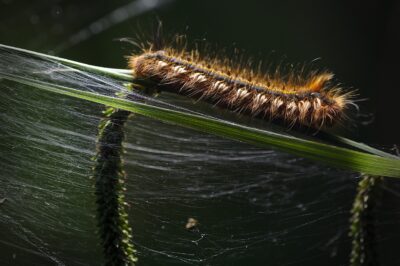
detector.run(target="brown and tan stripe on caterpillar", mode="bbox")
[129,49,353,129]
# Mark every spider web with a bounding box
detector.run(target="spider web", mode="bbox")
[0,44,400,266]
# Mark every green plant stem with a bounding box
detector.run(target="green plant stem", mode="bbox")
[349,175,382,266]
[0,44,133,81]
[330,135,399,160]
[1,43,398,160]
[93,107,137,265]
[3,74,400,178]
[1,43,398,161]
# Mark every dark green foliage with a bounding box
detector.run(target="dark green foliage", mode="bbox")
[92,107,137,265]
[349,175,382,266]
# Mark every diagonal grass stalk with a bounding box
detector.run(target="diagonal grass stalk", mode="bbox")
[1,43,396,160]
[1,72,400,178]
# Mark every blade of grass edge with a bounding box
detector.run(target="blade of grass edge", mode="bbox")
[2,74,400,178]
[331,134,399,160]
[2,43,397,160]
[0,44,132,81]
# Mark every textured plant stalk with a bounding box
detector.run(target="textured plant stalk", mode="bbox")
[349,175,382,266]
[92,107,137,265]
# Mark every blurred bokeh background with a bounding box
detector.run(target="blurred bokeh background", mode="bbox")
[1,1,400,266]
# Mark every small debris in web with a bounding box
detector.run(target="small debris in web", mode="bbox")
[0,198,6,204]
[185,217,199,230]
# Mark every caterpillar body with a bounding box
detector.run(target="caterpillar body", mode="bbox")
[128,44,354,129]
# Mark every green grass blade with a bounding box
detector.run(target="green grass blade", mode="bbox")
[331,134,399,159]
[2,43,398,161]
[2,73,400,178]
[0,44,133,81]
[2,43,396,160]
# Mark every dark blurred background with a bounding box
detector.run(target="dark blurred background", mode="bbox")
[1,0,399,144]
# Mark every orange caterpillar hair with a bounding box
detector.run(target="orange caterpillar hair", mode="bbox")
[128,37,354,129]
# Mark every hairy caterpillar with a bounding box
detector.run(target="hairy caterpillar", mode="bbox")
[128,38,354,129]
